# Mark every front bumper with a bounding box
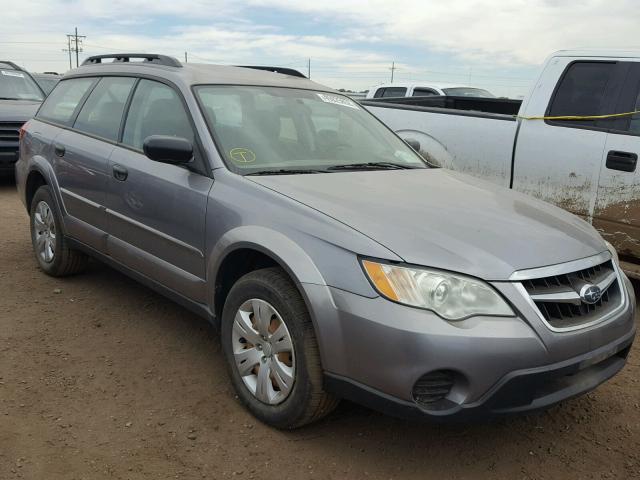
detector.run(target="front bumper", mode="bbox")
[325,331,634,421]
[303,273,636,421]
[0,145,18,172]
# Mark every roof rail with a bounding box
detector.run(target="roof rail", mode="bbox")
[0,61,25,71]
[237,65,307,78]
[82,54,182,68]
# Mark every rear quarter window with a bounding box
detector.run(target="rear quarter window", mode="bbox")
[37,78,96,125]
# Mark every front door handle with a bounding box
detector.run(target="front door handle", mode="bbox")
[606,150,637,172]
[112,164,128,181]
[53,143,65,157]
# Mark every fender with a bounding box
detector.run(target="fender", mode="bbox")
[208,225,326,299]
[22,158,70,233]
[207,226,338,364]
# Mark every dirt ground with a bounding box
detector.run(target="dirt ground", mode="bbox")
[0,178,639,480]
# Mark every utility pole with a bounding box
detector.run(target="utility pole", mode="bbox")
[62,36,72,69]
[184,51,188,63]
[389,61,396,83]
[307,58,311,79]
[66,27,86,68]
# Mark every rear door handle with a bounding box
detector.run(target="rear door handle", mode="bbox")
[112,164,128,181]
[53,143,65,157]
[606,150,637,172]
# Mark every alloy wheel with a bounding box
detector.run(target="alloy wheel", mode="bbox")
[33,200,56,263]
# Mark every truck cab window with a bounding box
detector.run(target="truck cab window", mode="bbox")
[548,62,615,127]
[412,88,438,97]
[381,87,407,98]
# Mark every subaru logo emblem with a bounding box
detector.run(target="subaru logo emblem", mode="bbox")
[579,284,602,304]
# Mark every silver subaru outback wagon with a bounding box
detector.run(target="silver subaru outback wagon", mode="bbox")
[15,53,636,429]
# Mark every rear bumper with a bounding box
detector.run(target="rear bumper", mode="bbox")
[325,330,635,421]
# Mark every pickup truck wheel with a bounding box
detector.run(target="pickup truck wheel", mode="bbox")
[221,267,338,429]
[29,186,88,276]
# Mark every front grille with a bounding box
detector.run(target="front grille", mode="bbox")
[522,260,621,330]
[412,370,455,406]
[0,122,22,142]
[0,122,22,166]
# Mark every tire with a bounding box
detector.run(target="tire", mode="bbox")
[221,267,338,429]
[29,185,88,276]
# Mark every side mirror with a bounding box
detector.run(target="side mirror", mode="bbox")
[404,138,421,152]
[143,135,193,165]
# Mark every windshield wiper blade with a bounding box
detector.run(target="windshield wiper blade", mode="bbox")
[246,168,329,176]
[327,162,417,171]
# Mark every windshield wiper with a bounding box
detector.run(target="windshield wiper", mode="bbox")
[246,168,329,176]
[327,162,418,171]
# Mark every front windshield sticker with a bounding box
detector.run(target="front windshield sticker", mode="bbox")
[229,147,256,163]
[1,70,25,78]
[316,93,360,110]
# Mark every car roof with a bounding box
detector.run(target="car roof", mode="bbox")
[549,49,640,59]
[0,61,23,71]
[64,59,336,93]
[32,72,60,78]
[371,82,478,91]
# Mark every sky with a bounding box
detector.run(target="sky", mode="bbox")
[1,0,638,98]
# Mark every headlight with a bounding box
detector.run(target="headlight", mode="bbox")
[361,259,514,321]
[605,241,619,265]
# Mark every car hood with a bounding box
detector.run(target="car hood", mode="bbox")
[0,100,40,122]
[249,169,606,280]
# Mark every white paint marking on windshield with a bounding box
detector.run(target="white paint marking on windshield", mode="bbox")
[1,70,25,78]
[316,93,360,110]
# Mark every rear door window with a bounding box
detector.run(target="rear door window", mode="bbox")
[122,79,194,150]
[547,62,616,127]
[73,77,136,141]
[37,78,96,125]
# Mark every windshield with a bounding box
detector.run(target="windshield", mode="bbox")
[195,86,426,174]
[33,76,60,95]
[0,69,44,101]
[442,87,495,98]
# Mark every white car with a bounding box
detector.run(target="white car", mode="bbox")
[365,82,495,99]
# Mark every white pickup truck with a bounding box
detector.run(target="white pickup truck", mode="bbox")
[364,50,640,277]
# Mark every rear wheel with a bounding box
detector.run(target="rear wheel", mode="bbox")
[29,186,88,276]
[221,267,338,429]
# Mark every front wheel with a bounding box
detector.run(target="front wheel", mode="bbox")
[221,267,338,429]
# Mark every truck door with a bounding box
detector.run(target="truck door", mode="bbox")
[513,58,626,220]
[593,62,640,270]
